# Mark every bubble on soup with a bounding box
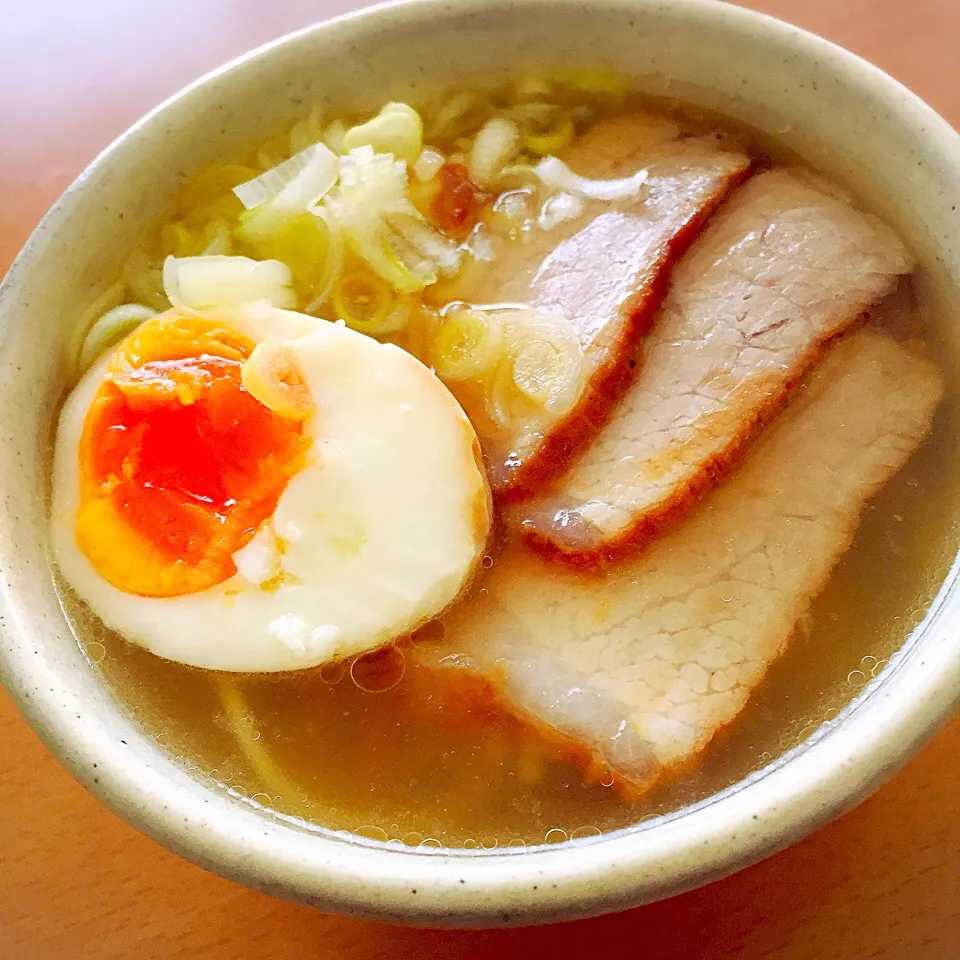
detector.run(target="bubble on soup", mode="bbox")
[354,825,389,842]
[871,659,891,678]
[570,825,602,840]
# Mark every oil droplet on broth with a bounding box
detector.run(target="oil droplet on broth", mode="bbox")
[83,641,106,664]
[410,618,446,645]
[350,645,405,693]
[320,660,346,685]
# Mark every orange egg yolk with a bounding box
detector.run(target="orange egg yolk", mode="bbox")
[76,312,309,597]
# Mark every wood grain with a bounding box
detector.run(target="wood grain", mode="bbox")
[1,2,959,957]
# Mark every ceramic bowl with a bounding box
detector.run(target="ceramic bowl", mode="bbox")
[1,0,959,928]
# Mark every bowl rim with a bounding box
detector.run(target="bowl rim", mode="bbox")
[2,0,960,927]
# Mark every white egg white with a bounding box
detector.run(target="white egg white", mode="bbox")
[52,307,491,672]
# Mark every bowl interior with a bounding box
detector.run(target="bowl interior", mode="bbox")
[1,0,959,927]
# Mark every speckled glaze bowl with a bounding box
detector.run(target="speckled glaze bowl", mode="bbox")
[1,0,959,928]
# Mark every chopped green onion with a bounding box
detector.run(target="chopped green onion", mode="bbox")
[485,358,535,431]
[511,339,570,404]
[322,119,346,155]
[332,270,404,335]
[427,91,490,142]
[507,312,584,414]
[342,102,424,164]
[387,213,461,276]
[510,101,562,129]
[234,142,338,211]
[524,115,576,156]
[76,281,125,336]
[160,222,198,257]
[241,342,315,421]
[512,73,555,103]
[534,155,648,201]
[413,147,446,182]
[163,255,296,310]
[431,307,504,381]
[468,117,522,187]
[66,281,125,377]
[484,308,586,423]
[347,230,433,295]
[233,143,339,248]
[246,212,328,299]
[326,147,459,294]
[199,219,234,256]
[78,304,156,372]
[304,206,343,315]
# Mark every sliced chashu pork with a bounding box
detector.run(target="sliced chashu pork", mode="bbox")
[440,113,752,496]
[518,169,914,564]
[416,330,943,794]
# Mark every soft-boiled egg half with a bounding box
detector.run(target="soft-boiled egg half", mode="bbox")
[52,304,491,672]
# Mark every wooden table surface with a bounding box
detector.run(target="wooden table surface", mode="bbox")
[2,1,959,957]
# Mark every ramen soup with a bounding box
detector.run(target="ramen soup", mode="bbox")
[51,74,952,847]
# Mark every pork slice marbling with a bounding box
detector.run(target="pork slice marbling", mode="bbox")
[416,330,943,794]
[518,170,914,564]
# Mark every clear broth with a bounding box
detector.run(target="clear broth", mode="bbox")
[55,91,960,848]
